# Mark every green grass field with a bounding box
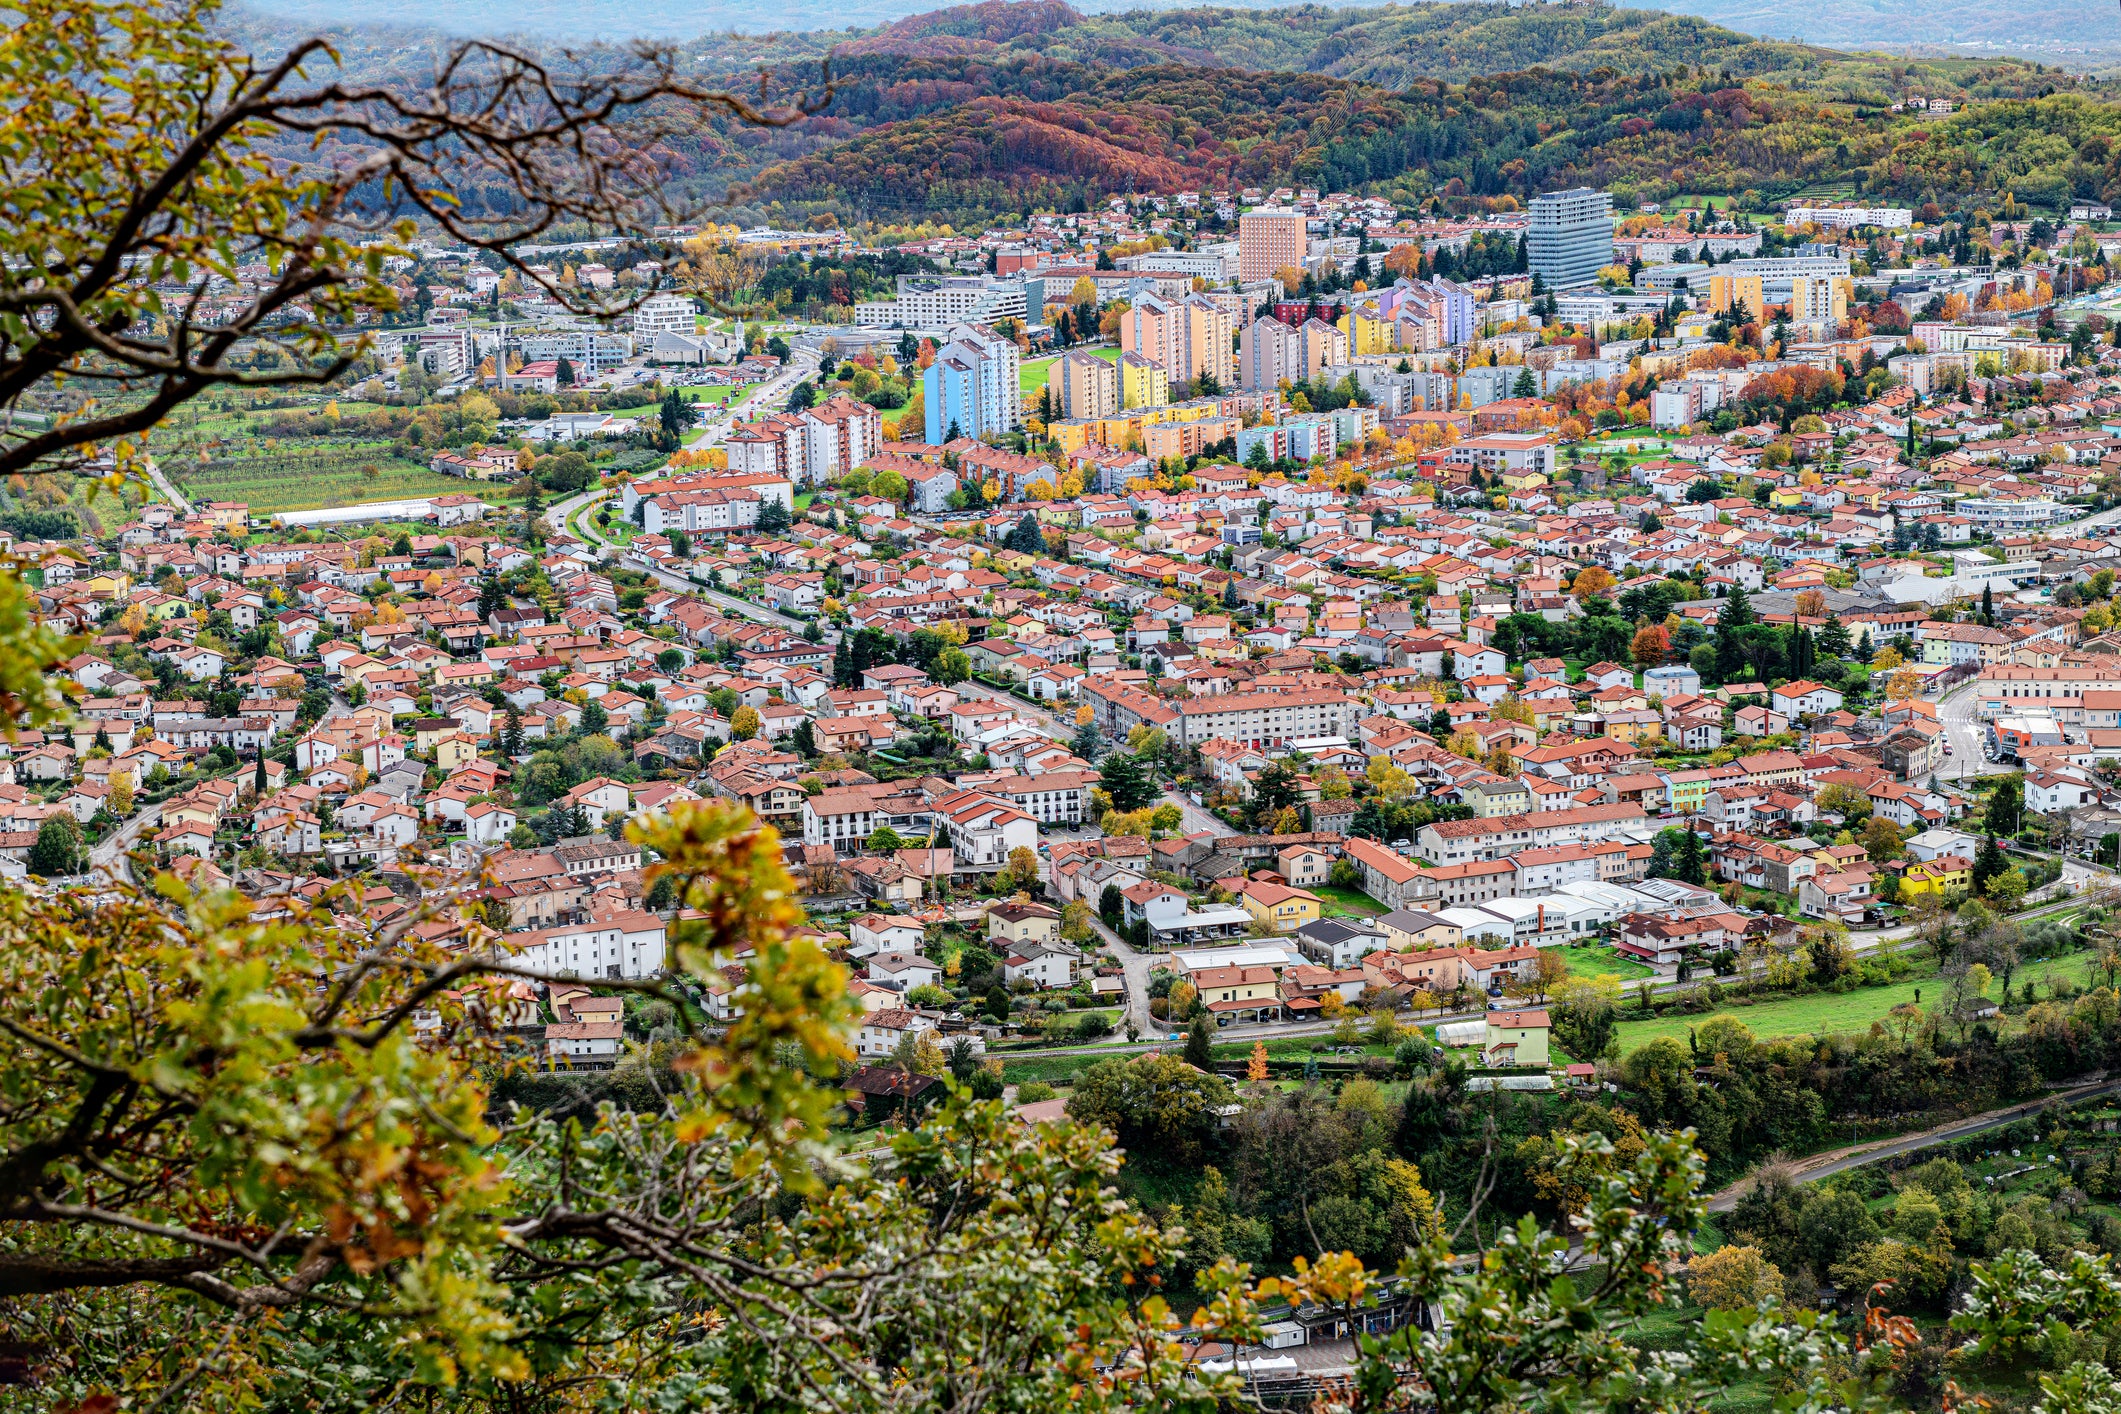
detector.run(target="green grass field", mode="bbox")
[172,449,476,514]
[677,382,759,406]
[1615,949,2100,1054]
[1558,943,1655,981]
[1312,884,1386,919]
[1020,347,1118,396]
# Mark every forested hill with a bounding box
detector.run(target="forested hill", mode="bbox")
[215,0,2121,226]
[730,43,2121,224]
[683,1,2080,94]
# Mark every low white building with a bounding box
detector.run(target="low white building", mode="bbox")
[508,911,667,981]
[855,1007,938,1060]
[546,1020,623,1065]
[1002,942,1076,990]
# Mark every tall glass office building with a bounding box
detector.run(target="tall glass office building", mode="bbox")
[1526,188,1615,291]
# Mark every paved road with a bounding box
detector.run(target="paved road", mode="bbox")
[1935,678,2010,779]
[1089,914,1154,1037]
[145,459,193,517]
[956,678,1074,737]
[1161,787,1231,838]
[1706,1076,2121,1212]
[90,803,161,880]
[543,484,814,633]
[688,350,819,447]
[2054,499,2121,537]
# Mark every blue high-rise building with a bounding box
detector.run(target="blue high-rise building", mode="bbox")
[1526,188,1615,292]
[921,323,1021,445]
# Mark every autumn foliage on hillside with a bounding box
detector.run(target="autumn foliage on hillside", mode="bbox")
[835,0,1079,59]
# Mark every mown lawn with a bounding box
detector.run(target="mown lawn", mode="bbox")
[676,382,759,405]
[1020,346,1118,396]
[1615,949,2099,1054]
[1557,942,1655,981]
[1313,883,1386,918]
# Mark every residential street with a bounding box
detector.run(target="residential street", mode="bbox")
[90,803,161,880]
[1161,786,1231,838]
[144,460,193,517]
[956,678,1075,737]
[1935,677,2009,779]
[543,486,813,632]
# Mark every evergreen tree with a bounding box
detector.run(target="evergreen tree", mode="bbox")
[1070,720,1103,761]
[756,498,791,535]
[1183,1014,1215,1069]
[792,717,818,757]
[833,634,854,687]
[1718,584,1753,632]
[1673,828,1708,886]
[1980,582,1995,626]
[253,752,266,795]
[1511,366,1538,398]
[501,707,525,758]
[1008,512,1044,554]
[1099,752,1158,813]
[1818,616,1852,658]
[1972,832,2009,896]
[1985,776,2023,838]
[1786,625,1815,680]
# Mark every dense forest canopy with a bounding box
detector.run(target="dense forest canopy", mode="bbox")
[734,47,2121,223]
[219,1,2121,225]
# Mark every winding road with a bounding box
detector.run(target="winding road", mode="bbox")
[543,487,812,633]
[89,803,161,882]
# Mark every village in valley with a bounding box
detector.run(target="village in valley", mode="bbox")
[13,172,2121,1107]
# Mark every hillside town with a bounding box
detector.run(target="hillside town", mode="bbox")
[12,178,2121,1079]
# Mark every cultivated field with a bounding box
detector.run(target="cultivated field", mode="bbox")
[173,449,476,514]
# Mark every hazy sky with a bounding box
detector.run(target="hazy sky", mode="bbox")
[231,0,2121,57]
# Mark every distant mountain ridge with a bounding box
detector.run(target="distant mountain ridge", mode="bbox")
[214,0,2121,228]
[228,0,2121,59]
[1653,0,2121,59]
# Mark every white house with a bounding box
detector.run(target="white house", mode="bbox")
[564,776,633,829]
[369,802,420,847]
[850,914,926,958]
[545,1020,623,1065]
[465,799,517,845]
[855,1007,938,1060]
[2025,770,2099,815]
[1002,941,1075,990]
[511,911,668,980]
[1769,680,1845,718]
[866,953,944,994]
